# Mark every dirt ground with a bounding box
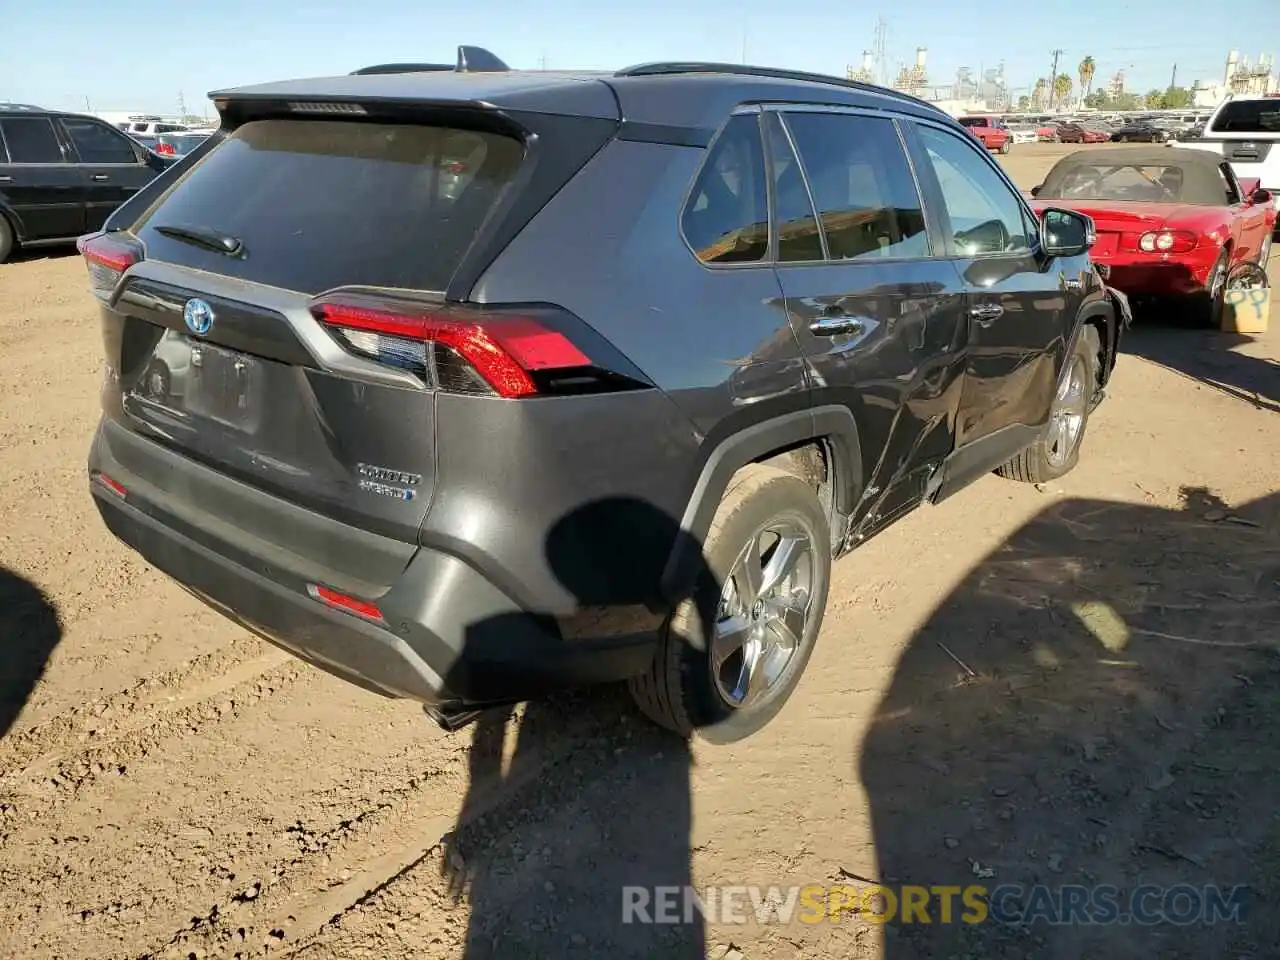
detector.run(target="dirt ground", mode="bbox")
[1,142,1278,960]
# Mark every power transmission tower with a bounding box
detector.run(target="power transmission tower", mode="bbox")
[873,17,889,88]
[1049,48,1062,109]
[178,91,187,118]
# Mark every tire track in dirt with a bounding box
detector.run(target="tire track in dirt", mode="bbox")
[129,697,619,960]
[0,654,303,840]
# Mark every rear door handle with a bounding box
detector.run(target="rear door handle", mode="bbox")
[90,174,109,181]
[968,303,1004,327]
[809,314,867,337]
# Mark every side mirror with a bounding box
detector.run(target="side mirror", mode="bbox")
[1030,184,1042,197]
[1040,208,1094,257]
[1252,188,1272,205]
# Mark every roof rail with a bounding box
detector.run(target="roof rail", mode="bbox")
[351,45,509,76]
[0,102,45,112]
[614,61,945,113]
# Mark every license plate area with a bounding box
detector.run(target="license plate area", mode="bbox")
[1091,233,1119,258]
[129,331,263,433]
[188,343,262,429]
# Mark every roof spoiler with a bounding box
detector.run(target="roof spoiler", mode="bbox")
[351,45,509,76]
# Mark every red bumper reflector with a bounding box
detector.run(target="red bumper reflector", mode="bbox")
[92,471,128,498]
[308,583,385,623]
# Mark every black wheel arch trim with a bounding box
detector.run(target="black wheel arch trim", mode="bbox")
[660,404,862,602]
[0,202,23,243]
[1071,293,1119,386]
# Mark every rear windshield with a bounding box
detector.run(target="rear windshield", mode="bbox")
[134,119,524,294]
[1211,99,1280,134]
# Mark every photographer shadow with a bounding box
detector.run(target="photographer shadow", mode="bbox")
[439,496,718,959]
[1,566,62,739]
[862,488,1280,958]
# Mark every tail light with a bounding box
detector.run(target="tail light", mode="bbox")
[77,233,142,299]
[154,142,176,156]
[1138,230,1198,254]
[311,292,647,398]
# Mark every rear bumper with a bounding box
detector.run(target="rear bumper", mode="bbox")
[1091,255,1217,296]
[88,425,659,710]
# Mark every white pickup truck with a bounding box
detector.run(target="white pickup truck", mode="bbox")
[1176,93,1280,231]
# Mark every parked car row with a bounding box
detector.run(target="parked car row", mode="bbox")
[0,104,180,262]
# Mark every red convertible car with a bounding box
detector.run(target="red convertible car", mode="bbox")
[1029,147,1275,321]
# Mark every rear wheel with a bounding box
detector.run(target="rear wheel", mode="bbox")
[629,464,831,743]
[996,325,1100,484]
[999,138,1012,155]
[0,216,13,264]
[1203,249,1230,327]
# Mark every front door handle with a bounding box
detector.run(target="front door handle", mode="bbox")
[90,174,109,181]
[809,314,867,337]
[0,175,11,183]
[968,302,1004,327]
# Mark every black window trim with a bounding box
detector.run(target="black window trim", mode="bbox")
[764,110,828,263]
[677,104,774,271]
[759,102,937,267]
[0,114,70,166]
[58,116,144,166]
[906,115,1043,262]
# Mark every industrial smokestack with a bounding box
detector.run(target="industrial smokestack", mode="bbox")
[1226,50,1239,83]
[916,47,927,69]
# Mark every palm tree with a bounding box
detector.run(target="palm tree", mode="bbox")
[1033,77,1047,108]
[1078,56,1096,103]
[1053,73,1073,109]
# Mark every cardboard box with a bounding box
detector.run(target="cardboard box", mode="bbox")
[1221,287,1270,334]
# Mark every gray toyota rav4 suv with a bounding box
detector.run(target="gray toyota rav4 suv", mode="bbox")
[84,47,1125,743]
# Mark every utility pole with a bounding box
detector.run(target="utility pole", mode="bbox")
[539,52,547,71]
[1169,63,1177,90]
[84,95,91,112]
[1049,48,1063,109]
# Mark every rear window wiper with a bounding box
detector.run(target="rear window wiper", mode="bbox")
[154,223,245,257]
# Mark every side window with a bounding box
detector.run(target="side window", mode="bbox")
[1220,163,1242,205]
[0,117,65,163]
[916,124,1030,256]
[63,119,138,164]
[781,111,929,261]
[764,115,823,262]
[681,114,769,265]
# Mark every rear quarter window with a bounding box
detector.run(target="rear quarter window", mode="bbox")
[1210,100,1280,134]
[133,119,525,295]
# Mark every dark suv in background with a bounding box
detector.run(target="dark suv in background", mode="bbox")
[0,103,171,262]
[82,47,1125,743]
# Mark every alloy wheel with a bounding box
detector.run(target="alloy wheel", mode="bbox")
[1045,353,1088,469]
[711,520,815,710]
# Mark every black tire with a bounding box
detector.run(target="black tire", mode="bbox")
[996,325,1101,484]
[629,464,831,743]
[1203,248,1230,327]
[0,216,13,264]
[1114,135,1126,143]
